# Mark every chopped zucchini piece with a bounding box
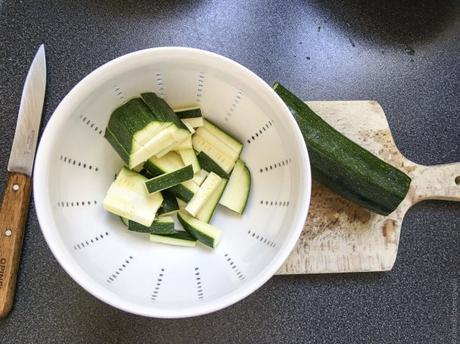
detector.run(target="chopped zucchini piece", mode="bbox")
[149,231,197,247]
[219,160,251,214]
[103,167,163,227]
[202,119,243,155]
[185,172,222,216]
[178,210,222,248]
[158,191,179,215]
[144,152,199,201]
[175,107,202,119]
[192,169,209,186]
[196,179,227,223]
[105,98,172,168]
[123,216,176,235]
[178,148,200,173]
[183,117,203,128]
[145,165,194,194]
[196,151,229,178]
[192,135,236,174]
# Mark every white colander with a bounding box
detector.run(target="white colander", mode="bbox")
[34,47,311,318]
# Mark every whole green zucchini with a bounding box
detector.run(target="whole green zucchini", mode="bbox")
[273,82,411,215]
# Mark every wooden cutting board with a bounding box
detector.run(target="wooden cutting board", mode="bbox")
[277,101,460,274]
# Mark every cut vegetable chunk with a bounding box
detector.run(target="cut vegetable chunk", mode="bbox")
[194,127,239,159]
[144,152,199,201]
[202,119,243,155]
[192,169,208,186]
[196,179,227,223]
[141,92,187,130]
[185,172,222,216]
[145,165,194,194]
[178,210,222,248]
[192,134,236,174]
[175,107,202,119]
[103,167,163,227]
[105,98,171,168]
[196,151,229,178]
[183,117,203,128]
[150,232,197,247]
[157,191,179,215]
[122,216,176,235]
[178,148,200,173]
[219,160,251,214]
[182,120,196,134]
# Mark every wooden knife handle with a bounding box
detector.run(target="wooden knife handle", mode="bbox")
[0,173,32,320]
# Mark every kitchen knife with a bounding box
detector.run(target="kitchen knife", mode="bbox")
[0,45,46,319]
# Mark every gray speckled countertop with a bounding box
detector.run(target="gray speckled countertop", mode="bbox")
[0,1,459,343]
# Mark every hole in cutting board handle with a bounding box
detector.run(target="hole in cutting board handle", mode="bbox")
[455,176,460,185]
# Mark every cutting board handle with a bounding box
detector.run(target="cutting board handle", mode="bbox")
[411,163,460,203]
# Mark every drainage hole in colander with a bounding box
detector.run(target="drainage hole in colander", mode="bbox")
[151,268,166,302]
[57,200,98,208]
[113,85,125,101]
[194,267,204,300]
[154,72,166,98]
[73,232,109,250]
[107,256,134,283]
[247,120,274,144]
[60,155,99,172]
[79,115,103,136]
[223,254,246,281]
[195,72,206,103]
[259,158,292,173]
[247,229,276,248]
[259,200,290,208]
[224,89,244,121]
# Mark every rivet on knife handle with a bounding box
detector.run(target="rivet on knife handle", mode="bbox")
[0,173,32,319]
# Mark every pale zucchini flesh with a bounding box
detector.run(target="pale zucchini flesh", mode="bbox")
[202,119,243,155]
[219,160,251,214]
[178,148,201,173]
[149,232,197,247]
[192,134,236,173]
[183,117,203,128]
[192,169,209,186]
[196,179,227,223]
[185,172,222,216]
[103,167,163,227]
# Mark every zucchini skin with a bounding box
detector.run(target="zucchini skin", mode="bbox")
[141,92,187,130]
[143,160,195,202]
[158,191,179,215]
[273,82,411,215]
[196,151,229,178]
[175,108,202,119]
[145,165,194,193]
[127,219,176,235]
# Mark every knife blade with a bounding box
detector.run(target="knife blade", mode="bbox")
[7,44,47,176]
[0,45,46,320]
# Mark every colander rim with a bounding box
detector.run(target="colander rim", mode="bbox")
[33,47,311,318]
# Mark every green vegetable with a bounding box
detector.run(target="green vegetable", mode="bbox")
[157,191,179,215]
[102,167,163,227]
[122,216,176,235]
[178,210,222,248]
[149,231,197,247]
[185,172,222,216]
[144,152,199,202]
[273,82,411,215]
[145,165,194,194]
[219,160,250,214]
[196,179,227,223]
[196,151,229,178]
